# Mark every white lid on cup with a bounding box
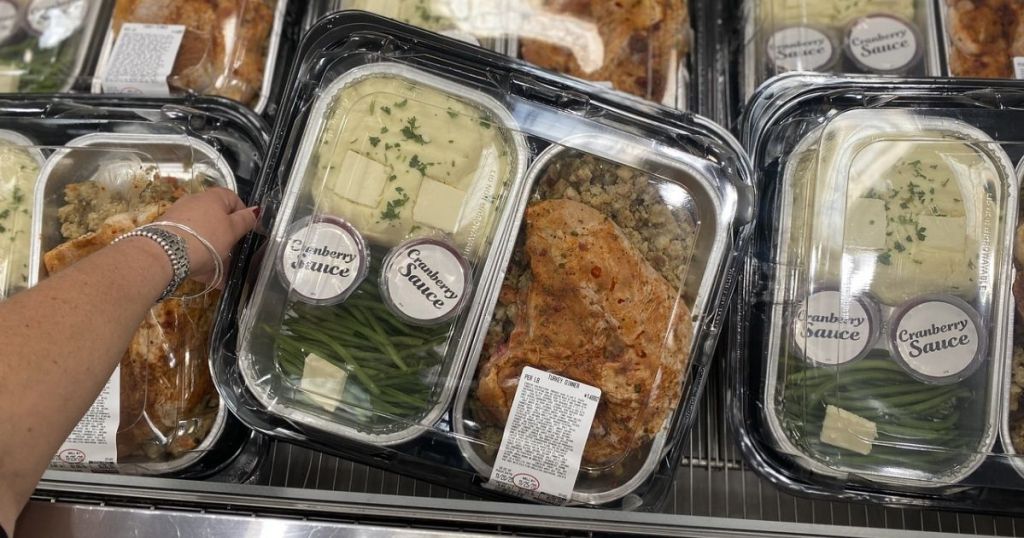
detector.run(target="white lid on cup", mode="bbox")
[790,288,882,366]
[888,294,986,384]
[277,215,370,306]
[844,14,923,74]
[379,237,471,326]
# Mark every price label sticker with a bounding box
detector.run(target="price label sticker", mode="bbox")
[50,366,120,472]
[101,23,185,96]
[487,367,601,503]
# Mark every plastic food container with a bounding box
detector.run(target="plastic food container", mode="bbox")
[0,129,45,299]
[236,60,530,445]
[1005,156,1024,483]
[213,11,753,509]
[0,0,105,92]
[305,1,691,109]
[452,132,736,505]
[741,0,941,98]
[0,95,269,477]
[938,0,1024,79]
[91,0,289,113]
[732,74,1024,513]
[304,0,514,54]
[503,0,691,109]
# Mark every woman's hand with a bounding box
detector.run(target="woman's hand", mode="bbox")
[155,187,258,284]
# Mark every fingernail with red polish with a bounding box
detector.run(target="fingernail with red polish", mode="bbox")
[250,206,261,219]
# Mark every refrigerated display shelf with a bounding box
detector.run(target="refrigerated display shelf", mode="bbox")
[248,360,1024,535]
[33,359,1024,537]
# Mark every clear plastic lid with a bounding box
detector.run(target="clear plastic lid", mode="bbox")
[0,96,267,476]
[37,132,236,474]
[315,1,510,51]
[505,0,691,107]
[940,0,1024,79]
[0,0,104,92]
[0,130,43,299]
[742,0,941,97]
[93,0,287,111]
[222,11,752,508]
[307,1,691,108]
[238,61,530,445]
[454,136,716,505]
[736,76,1024,511]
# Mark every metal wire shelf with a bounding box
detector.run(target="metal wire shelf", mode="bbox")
[254,359,1024,536]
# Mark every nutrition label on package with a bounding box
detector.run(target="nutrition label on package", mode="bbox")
[101,23,185,96]
[51,367,119,472]
[488,367,601,502]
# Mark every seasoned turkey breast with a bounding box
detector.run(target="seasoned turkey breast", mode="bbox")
[475,199,692,464]
[518,0,689,102]
[112,0,275,105]
[46,199,220,461]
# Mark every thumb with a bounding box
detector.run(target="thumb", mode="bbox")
[228,206,259,240]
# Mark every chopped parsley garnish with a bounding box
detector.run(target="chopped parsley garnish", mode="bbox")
[877,252,892,265]
[893,240,906,253]
[916,227,927,241]
[388,174,397,182]
[409,154,430,176]
[446,108,459,119]
[380,126,389,134]
[479,119,492,129]
[380,189,411,221]
[395,99,408,108]
[368,136,381,147]
[381,105,392,115]
[401,117,428,144]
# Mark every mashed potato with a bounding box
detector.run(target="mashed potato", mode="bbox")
[786,110,1005,305]
[310,73,513,259]
[761,0,915,26]
[0,141,39,298]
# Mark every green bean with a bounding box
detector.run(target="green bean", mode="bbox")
[353,306,409,371]
[785,358,905,382]
[888,412,961,430]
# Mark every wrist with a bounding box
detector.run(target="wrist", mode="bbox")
[111,227,191,301]
[112,235,175,289]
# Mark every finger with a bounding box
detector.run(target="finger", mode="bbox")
[228,206,258,238]
[208,187,246,213]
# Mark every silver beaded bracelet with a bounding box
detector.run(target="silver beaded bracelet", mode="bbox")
[112,226,190,302]
[147,221,224,296]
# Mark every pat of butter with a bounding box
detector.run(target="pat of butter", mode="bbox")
[0,66,19,93]
[820,405,877,455]
[918,216,965,251]
[300,352,348,413]
[844,198,886,250]
[333,151,389,207]
[413,177,466,234]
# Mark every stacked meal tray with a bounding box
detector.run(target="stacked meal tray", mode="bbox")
[0,95,269,478]
[210,11,754,509]
[730,73,1024,514]
[29,0,1024,532]
[303,0,693,110]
